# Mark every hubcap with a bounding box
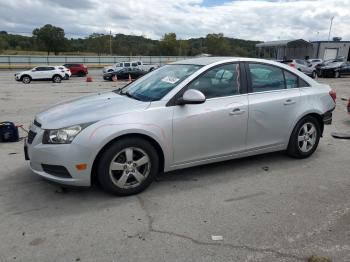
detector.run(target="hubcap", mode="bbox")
[298,122,317,153]
[109,147,151,189]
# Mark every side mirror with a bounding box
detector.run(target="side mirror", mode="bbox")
[176,89,206,105]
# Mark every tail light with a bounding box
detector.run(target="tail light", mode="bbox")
[289,63,296,68]
[329,89,336,102]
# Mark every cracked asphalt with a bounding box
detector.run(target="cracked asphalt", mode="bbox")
[0,70,349,262]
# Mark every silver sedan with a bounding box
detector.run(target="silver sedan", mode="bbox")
[25,57,336,195]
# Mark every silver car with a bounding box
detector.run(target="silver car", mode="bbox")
[25,57,336,195]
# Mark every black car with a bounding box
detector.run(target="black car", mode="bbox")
[318,61,350,78]
[103,67,147,81]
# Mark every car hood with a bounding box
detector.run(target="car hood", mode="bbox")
[35,91,150,129]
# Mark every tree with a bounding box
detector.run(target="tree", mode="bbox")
[86,33,108,55]
[32,24,66,55]
[0,37,8,52]
[159,33,177,55]
[206,33,231,55]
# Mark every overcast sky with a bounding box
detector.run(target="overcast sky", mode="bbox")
[0,0,349,41]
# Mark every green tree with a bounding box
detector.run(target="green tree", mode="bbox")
[0,36,8,52]
[87,33,108,55]
[160,33,177,55]
[32,24,66,55]
[206,33,231,55]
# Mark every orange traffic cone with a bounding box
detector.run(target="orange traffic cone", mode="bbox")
[86,75,93,82]
[112,75,118,82]
[128,74,132,83]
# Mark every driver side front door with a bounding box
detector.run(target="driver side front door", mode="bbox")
[172,63,248,166]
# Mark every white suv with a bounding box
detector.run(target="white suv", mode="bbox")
[15,66,65,84]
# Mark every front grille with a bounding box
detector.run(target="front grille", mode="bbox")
[41,164,72,178]
[27,130,36,144]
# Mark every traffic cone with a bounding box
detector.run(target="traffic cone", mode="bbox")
[128,74,132,83]
[112,75,117,82]
[86,75,93,82]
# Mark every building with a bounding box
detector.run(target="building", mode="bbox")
[256,39,313,60]
[256,39,350,61]
[312,41,350,61]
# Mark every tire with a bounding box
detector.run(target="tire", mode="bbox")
[311,71,317,79]
[21,75,31,84]
[78,71,85,77]
[287,116,321,159]
[97,137,159,196]
[334,71,340,78]
[149,67,154,72]
[52,75,62,83]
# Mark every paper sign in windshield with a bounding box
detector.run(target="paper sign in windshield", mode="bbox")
[161,76,179,84]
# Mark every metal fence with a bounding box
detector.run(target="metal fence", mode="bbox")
[0,55,191,68]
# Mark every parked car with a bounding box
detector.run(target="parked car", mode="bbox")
[280,59,317,78]
[103,61,159,74]
[14,66,65,84]
[103,61,137,74]
[307,59,323,67]
[56,66,71,80]
[103,67,147,81]
[25,57,336,196]
[62,64,88,77]
[317,61,350,78]
[315,57,346,77]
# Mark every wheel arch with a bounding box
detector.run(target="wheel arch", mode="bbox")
[91,133,165,185]
[20,74,32,80]
[290,112,324,139]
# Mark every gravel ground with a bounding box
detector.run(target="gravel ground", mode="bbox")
[0,69,349,262]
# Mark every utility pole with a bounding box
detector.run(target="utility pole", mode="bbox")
[109,30,112,56]
[328,16,335,42]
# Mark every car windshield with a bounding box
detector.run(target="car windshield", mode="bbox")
[116,64,202,101]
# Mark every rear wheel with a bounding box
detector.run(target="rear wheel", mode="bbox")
[287,116,321,158]
[52,75,62,83]
[21,75,31,84]
[97,138,159,196]
[78,71,85,77]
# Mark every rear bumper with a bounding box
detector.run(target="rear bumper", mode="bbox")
[323,108,335,125]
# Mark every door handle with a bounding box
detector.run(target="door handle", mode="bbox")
[284,99,296,105]
[229,108,245,115]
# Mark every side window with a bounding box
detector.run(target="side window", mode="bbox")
[131,62,138,67]
[284,70,298,89]
[249,63,285,92]
[137,62,141,65]
[299,78,310,87]
[35,67,45,71]
[187,63,240,99]
[124,63,130,67]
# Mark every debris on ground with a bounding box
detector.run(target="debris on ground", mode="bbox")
[211,235,223,241]
[262,166,269,171]
[307,255,332,262]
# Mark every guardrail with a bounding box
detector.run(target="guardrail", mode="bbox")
[0,55,191,69]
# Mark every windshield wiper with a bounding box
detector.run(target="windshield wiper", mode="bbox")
[124,91,141,101]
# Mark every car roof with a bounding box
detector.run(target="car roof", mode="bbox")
[172,57,240,66]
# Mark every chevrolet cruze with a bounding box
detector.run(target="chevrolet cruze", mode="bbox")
[25,57,336,195]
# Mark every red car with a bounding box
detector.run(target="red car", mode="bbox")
[63,64,88,77]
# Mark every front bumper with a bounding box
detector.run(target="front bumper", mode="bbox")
[24,125,93,187]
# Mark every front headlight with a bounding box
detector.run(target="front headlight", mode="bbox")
[42,124,91,144]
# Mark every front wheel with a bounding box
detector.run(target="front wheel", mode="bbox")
[97,138,159,196]
[22,76,31,84]
[287,116,321,159]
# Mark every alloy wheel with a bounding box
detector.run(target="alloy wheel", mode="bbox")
[298,122,317,153]
[23,77,30,84]
[109,147,151,189]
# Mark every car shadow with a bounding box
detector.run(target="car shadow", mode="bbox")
[0,150,309,221]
